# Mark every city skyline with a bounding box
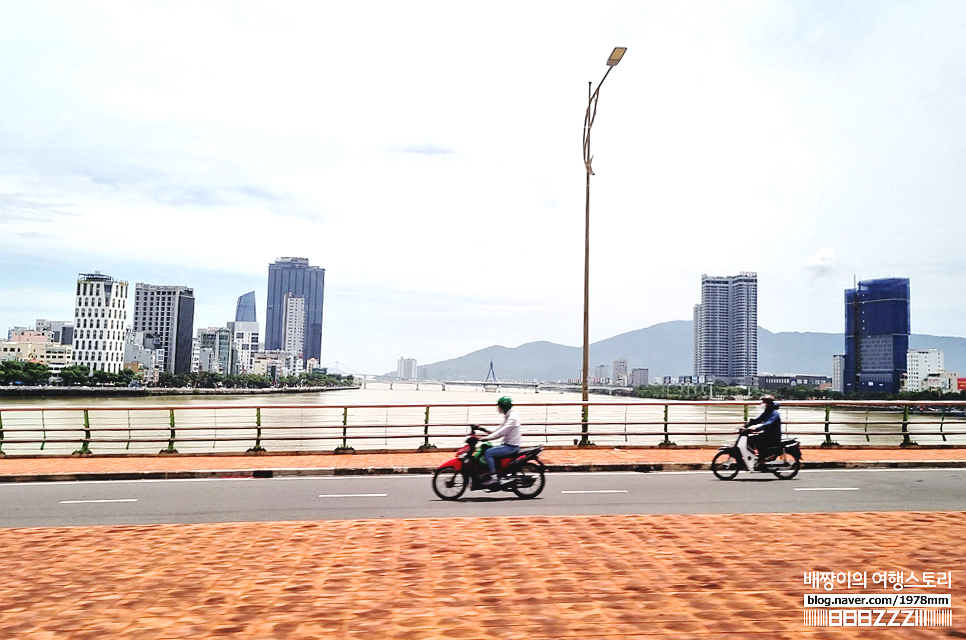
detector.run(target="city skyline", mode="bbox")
[1,3,965,375]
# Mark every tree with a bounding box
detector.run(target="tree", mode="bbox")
[60,365,90,386]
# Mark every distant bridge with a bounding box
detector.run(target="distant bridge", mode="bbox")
[363,378,633,394]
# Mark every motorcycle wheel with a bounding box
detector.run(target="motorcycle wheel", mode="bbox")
[770,452,801,480]
[511,462,546,499]
[711,450,740,480]
[432,466,467,500]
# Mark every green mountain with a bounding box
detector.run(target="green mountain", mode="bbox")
[418,321,966,382]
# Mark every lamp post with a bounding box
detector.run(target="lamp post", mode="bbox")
[580,46,626,446]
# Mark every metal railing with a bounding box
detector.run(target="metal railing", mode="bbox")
[0,400,964,456]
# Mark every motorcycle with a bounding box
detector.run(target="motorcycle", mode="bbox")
[432,425,546,500]
[711,427,802,480]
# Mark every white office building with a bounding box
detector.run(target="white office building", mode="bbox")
[905,349,944,392]
[832,354,845,393]
[397,357,418,380]
[282,293,305,360]
[228,321,260,374]
[72,272,129,375]
[612,359,629,385]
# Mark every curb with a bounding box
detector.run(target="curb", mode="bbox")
[1,460,965,483]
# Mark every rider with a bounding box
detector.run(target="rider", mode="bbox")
[745,395,782,469]
[479,396,522,485]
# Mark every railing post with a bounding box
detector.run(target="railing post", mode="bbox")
[73,409,92,456]
[900,404,917,447]
[160,409,179,454]
[335,407,354,453]
[418,405,437,451]
[820,404,838,447]
[658,403,675,447]
[247,407,266,453]
[0,410,4,456]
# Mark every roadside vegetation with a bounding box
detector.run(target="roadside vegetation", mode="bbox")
[632,382,966,401]
[0,361,353,389]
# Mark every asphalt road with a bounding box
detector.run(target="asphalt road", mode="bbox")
[1,468,965,528]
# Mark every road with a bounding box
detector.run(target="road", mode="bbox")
[1,468,965,528]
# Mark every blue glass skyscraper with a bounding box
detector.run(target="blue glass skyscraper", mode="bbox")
[235,291,257,323]
[844,278,910,394]
[265,257,325,362]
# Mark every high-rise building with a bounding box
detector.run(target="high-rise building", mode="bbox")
[235,291,257,323]
[397,357,417,380]
[265,257,325,362]
[196,327,231,374]
[844,277,910,394]
[72,272,129,374]
[905,349,943,392]
[630,368,649,387]
[227,321,260,374]
[282,293,305,359]
[693,272,757,383]
[832,354,845,393]
[612,359,628,385]
[132,284,196,375]
[594,364,609,383]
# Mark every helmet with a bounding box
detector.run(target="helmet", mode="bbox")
[497,396,513,412]
[760,395,776,405]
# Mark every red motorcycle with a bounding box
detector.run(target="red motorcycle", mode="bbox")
[432,425,546,500]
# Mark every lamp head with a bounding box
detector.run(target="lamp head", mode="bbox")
[607,47,627,66]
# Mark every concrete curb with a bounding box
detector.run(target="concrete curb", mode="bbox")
[2,459,966,483]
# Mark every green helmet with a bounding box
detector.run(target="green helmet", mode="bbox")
[497,396,513,412]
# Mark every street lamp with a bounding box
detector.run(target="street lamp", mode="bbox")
[580,46,626,446]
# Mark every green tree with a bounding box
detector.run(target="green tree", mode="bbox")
[60,365,90,386]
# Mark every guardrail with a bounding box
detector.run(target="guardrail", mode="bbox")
[0,400,964,456]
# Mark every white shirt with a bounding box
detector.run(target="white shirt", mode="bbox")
[483,408,522,446]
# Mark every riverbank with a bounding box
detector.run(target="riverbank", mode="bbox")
[0,385,360,398]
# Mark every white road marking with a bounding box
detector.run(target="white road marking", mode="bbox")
[59,498,138,504]
[318,493,388,498]
[793,487,860,491]
[561,490,628,494]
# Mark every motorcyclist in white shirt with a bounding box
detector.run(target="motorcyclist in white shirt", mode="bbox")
[479,396,522,486]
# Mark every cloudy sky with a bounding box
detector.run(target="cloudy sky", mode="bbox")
[1,1,964,375]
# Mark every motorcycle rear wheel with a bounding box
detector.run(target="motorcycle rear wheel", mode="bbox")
[770,452,801,480]
[432,465,467,500]
[711,450,740,480]
[511,461,546,499]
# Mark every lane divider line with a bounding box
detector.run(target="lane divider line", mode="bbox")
[793,487,860,491]
[59,499,139,504]
[318,493,388,498]
[561,490,629,494]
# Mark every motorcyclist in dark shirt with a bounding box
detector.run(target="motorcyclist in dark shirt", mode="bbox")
[744,395,782,469]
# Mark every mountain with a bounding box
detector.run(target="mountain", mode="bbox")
[418,321,966,382]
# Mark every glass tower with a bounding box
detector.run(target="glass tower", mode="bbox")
[235,291,257,323]
[265,257,325,362]
[844,278,910,394]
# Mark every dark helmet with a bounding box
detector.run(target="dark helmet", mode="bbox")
[497,396,513,412]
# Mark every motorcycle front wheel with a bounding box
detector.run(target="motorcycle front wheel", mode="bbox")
[432,465,468,500]
[711,450,740,480]
[511,461,546,499]
[770,452,801,480]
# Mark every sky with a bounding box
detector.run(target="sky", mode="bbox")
[1,1,964,376]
